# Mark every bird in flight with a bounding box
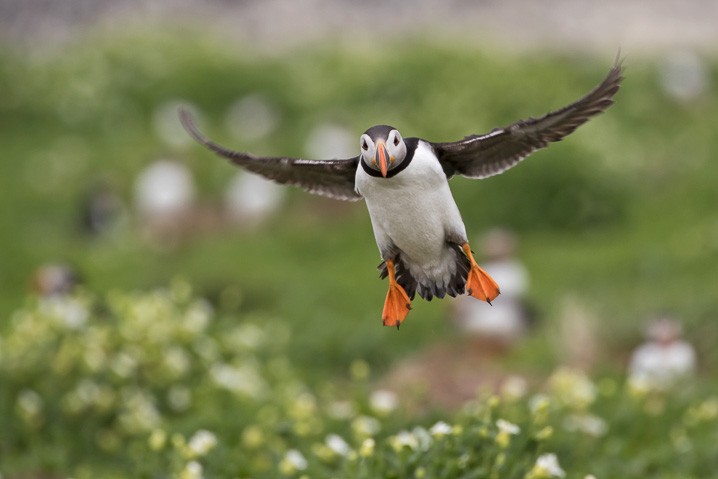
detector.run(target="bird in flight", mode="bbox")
[179,62,623,328]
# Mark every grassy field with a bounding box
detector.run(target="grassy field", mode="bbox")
[1,29,717,477]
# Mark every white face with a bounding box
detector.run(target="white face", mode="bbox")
[360,129,407,177]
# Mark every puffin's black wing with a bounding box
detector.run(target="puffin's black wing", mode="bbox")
[431,62,623,179]
[179,109,362,201]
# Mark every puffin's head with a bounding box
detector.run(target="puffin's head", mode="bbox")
[359,125,407,178]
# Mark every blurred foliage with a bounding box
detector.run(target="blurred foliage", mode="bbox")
[1,286,717,478]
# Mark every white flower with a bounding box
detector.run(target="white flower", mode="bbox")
[325,434,351,457]
[429,421,452,437]
[280,449,308,474]
[179,460,204,479]
[496,418,521,435]
[495,418,520,448]
[501,375,529,400]
[209,363,265,399]
[411,427,432,451]
[369,389,398,415]
[530,453,566,478]
[563,414,608,437]
[390,430,419,451]
[351,415,381,437]
[548,368,596,409]
[187,429,218,457]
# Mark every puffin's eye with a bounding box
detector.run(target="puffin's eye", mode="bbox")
[393,135,400,147]
[362,140,369,151]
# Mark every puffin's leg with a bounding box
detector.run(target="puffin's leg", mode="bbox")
[382,258,412,328]
[461,243,501,304]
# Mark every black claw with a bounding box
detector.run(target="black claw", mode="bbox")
[487,299,492,306]
[396,324,401,331]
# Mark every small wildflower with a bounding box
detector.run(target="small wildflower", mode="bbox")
[390,430,418,452]
[563,414,608,437]
[370,389,398,415]
[495,419,520,448]
[279,449,308,475]
[311,443,334,462]
[325,434,351,457]
[242,425,264,448]
[534,426,554,441]
[501,375,528,401]
[359,438,375,457]
[529,394,551,424]
[187,429,218,458]
[148,429,167,451]
[16,389,43,423]
[179,461,204,479]
[548,368,596,410]
[352,415,381,439]
[167,385,192,412]
[497,419,520,434]
[411,427,432,451]
[527,453,565,479]
[429,421,452,437]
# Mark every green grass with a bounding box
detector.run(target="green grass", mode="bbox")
[1,28,717,477]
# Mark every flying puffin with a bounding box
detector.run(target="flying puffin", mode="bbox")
[179,62,623,328]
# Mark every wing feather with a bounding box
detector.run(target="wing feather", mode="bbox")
[432,62,624,179]
[179,108,362,201]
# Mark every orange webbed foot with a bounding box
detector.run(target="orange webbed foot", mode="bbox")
[462,243,501,304]
[381,258,412,329]
[382,282,411,328]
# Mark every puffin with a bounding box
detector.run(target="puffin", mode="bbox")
[179,62,623,328]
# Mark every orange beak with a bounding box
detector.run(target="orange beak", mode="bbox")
[375,140,389,178]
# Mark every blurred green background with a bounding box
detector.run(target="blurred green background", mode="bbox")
[1,2,717,477]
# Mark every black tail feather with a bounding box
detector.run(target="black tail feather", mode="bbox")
[377,244,470,301]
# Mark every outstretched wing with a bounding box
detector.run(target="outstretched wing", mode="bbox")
[431,62,623,179]
[179,108,362,201]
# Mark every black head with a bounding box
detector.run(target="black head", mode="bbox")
[359,125,407,178]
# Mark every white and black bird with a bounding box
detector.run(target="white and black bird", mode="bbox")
[179,62,623,328]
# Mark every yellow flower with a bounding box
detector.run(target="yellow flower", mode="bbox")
[148,429,167,451]
[534,426,554,441]
[359,438,375,458]
[242,425,264,448]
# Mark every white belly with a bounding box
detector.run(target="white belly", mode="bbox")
[356,141,467,289]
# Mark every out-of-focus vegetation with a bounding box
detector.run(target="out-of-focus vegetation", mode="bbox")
[0,28,717,477]
[1,285,717,478]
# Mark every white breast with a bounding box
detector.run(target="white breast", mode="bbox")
[355,141,468,289]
